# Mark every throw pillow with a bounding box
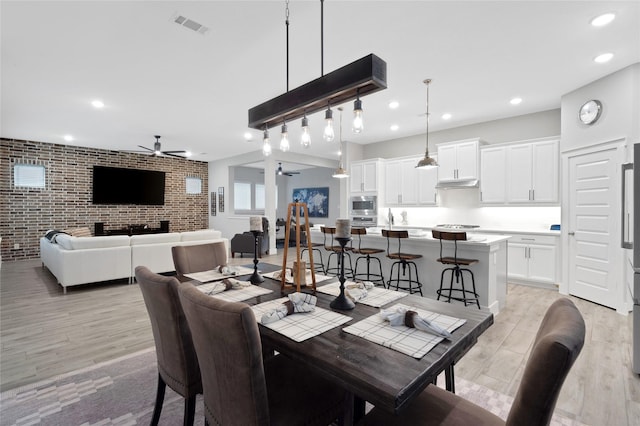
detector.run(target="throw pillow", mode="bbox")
[64,227,92,237]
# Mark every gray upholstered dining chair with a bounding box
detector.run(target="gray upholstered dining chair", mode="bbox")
[177,281,348,426]
[171,241,228,280]
[135,266,202,426]
[362,297,585,426]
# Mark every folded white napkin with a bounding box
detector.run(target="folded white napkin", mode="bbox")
[345,280,374,303]
[271,268,294,282]
[206,278,250,295]
[261,292,317,324]
[379,306,452,339]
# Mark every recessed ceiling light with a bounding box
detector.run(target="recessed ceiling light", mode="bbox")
[244,132,253,141]
[594,52,614,63]
[388,101,399,109]
[63,134,74,141]
[510,97,522,105]
[390,124,399,131]
[184,151,192,157]
[591,13,615,27]
[91,100,104,109]
[442,113,452,120]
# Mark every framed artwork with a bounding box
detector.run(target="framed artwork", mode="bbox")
[292,187,329,218]
[218,187,224,212]
[211,192,217,216]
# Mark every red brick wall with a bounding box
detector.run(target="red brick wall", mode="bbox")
[1,138,209,262]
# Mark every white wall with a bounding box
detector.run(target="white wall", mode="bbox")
[363,109,561,159]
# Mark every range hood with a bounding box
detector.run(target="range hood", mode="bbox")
[436,179,479,189]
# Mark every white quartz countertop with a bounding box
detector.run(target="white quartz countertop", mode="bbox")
[388,224,560,237]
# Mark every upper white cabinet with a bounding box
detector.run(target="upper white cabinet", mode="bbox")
[384,156,438,206]
[437,139,482,182]
[507,139,559,203]
[480,145,507,203]
[350,159,382,195]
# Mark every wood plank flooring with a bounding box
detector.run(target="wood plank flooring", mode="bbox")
[1,255,638,425]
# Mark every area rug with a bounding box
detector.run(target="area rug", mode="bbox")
[0,348,582,426]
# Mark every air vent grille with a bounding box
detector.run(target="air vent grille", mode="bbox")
[173,14,209,35]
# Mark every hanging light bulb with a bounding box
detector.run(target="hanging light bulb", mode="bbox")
[301,114,311,148]
[262,128,272,156]
[280,122,290,152]
[323,105,335,142]
[352,91,363,133]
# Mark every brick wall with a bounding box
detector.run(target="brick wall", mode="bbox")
[0,138,209,262]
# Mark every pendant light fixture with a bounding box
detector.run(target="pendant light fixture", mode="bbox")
[280,122,290,152]
[323,104,335,142]
[333,107,349,178]
[249,0,386,155]
[415,79,438,169]
[352,90,364,133]
[301,113,311,148]
[262,128,272,156]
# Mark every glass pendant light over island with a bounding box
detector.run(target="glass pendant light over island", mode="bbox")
[415,79,438,169]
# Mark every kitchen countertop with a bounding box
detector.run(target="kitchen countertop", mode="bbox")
[388,224,560,237]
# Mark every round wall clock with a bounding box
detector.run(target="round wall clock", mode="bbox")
[579,99,602,125]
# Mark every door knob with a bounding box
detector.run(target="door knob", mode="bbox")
[568,232,575,236]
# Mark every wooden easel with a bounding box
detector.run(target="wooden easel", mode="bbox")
[280,202,317,293]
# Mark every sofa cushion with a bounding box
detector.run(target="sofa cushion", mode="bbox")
[180,229,222,242]
[130,233,181,246]
[55,234,131,250]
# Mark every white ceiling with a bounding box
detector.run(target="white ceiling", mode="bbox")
[2,1,639,163]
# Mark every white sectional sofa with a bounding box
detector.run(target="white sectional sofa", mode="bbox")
[40,229,229,293]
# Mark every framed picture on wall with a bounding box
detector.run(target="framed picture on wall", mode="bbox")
[292,187,329,218]
[218,187,224,212]
[211,192,217,216]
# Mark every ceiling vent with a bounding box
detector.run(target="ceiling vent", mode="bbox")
[173,14,209,35]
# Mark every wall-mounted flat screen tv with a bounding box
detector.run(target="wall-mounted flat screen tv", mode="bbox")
[92,166,165,205]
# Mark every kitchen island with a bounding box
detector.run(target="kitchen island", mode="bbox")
[309,228,509,313]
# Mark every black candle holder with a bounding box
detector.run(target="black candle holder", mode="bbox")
[249,230,264,284]
[330,236,355,310]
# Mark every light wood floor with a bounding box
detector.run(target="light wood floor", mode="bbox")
[1,255,638,425]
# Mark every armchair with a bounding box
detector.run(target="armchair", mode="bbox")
[231,217,270,258]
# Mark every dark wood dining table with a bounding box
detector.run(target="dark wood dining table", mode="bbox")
[192,263,494,423]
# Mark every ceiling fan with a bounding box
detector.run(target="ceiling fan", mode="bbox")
[276,162,300,177]
[123,135,191,158]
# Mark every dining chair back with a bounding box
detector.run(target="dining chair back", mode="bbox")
[361,297,585,425]
[135,266,201,426]
[177,281,347,426]
[172,241,227,279]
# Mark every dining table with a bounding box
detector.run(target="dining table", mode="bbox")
[185,262,494,424]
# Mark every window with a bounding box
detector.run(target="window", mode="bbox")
[234,182,252,211]
[13,164,46,188]
[255,184,265,209]
[186,176,202,194]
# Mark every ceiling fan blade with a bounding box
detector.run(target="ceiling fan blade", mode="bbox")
[162,150,187,154]
[137,145,153,152]
[162,152,187,158]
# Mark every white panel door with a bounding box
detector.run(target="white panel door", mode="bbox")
[568,147,619,309]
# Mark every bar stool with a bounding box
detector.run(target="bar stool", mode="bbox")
[321,226,354,279]
[301,242,326,274]
[382,229,423,295]
[432,230,480,309]
[350,227,385,286]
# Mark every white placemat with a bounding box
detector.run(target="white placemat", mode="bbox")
[184,266,254,283]
[251,297,352,342]
[342,303,467,359]
[196,282,273,302]
[262,270,334,285]
[316,281,408,308]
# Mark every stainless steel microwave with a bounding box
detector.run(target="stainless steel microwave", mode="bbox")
[350,195,377,216]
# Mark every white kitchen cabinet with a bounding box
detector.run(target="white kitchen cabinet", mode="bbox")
[507,234,558,285]
[437,139,481,182]
[480,145,507,203]
[507,140,558,203]
[384,157,437,206]
[350,159,381,194]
